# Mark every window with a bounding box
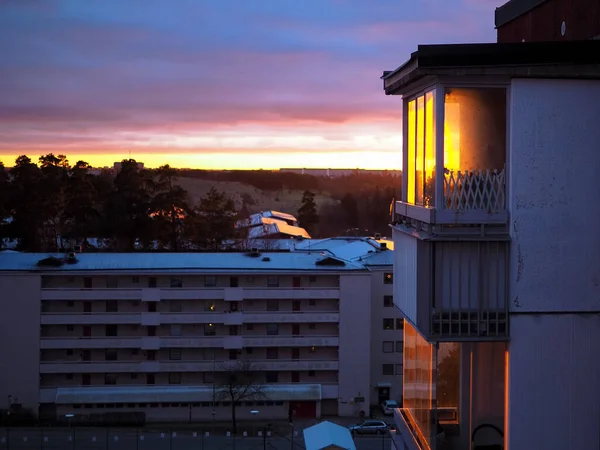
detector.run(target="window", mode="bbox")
[82,374,91,385]
[382,341,394,353]
[146,374,155,385]
[246,323,254,331]
[229,302,239,312]
[146,350,156,361]
[170,325,182,336]
[105,325,117,336]
[106,301,118,312]
[292,348,300,359]
[229,326,238,336]
[292,300,300,312]
[396,318,404,330]
[266,348,278,359]
[266,372,278,383]
[203,372,214,383]
[104,374,117,385]
[384,273,393,284]
[230,277,239,287]
[66,349,73,356]
[67,301,74,308]
[246,347,253,354]
[169,302,182,312]
[309,275,317,283]
[148,277,157,288]
[169,349,182,360]
[309,346,316,353]
[66,325,74,332]
[204,276,217,287]
[309,323,316,330]
[396,341,403,353]
[106,277,118,288]
[267,299,279,311]
[105,349,118,361]
[405,90,436,206]
[267,276,279,287]
[84,277,92,288]
[382,364,394,376]
[148,302,157,312]
[169,373,181,384]
[229,350,238,360]
[147,326,156,336]
[132,276,139,283]
[308,370,315,377]
[204,324,216,336]
[66,373,73,380]
[170,277,183,288]
[205,302,216,312]
[266,324,278,336]
[291,372,299,383]
[292,277,301,287]
[309,299,316,306]
[395,364,403,376]
[383,295,393,307]
[383,319,394,330]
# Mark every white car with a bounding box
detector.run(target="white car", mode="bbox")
[381,400,400,415]
[349,420,389,435]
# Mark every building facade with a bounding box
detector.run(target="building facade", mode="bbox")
[0,238,401,424]
[495,0,600,42]
[382,40,600,450]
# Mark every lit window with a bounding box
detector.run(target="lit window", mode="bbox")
[384,273,393,284]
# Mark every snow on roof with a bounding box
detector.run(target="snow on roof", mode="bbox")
[261,210,298,222]
[52,384,322,404]
[360,250,394,266]
[247,222,311,239]
[0,251,364,273]
[303,421,356,450]
[293,237,384,262]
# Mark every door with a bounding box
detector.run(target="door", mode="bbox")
[83,326,91,338]
[83,303,92,313]
[378,387,390,404]
[292,324,300,335]
[289,401,317,419]
[292,348,300,360]
[81,350,91,361]
[82,374,91,385]
[293,277,301,288]
[292,301,300,312]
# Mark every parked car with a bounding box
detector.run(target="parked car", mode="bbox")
[381,400,400,415]
[349,420,389,435]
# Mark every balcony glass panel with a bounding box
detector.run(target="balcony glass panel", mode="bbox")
[443,87,507,212]
[403,323,460,449]
[406,89,436,207]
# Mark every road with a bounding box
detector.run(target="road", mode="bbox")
[0,428,392,450]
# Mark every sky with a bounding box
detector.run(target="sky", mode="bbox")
[0,0,498,170]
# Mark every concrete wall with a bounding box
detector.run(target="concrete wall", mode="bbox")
[507,79,600,449]
[507,314,600,449]
[369,267,403,405]
[509,79,600,313]
[338,274,372,416]
[0,274,42,412]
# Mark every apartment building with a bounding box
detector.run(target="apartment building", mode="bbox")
[0,237,402,423]
[381,34,600,450]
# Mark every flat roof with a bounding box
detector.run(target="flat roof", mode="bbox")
[495,0,548,28]
[382,40,600,95]
[0,252,367,273]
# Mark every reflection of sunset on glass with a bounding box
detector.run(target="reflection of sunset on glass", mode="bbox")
[0,0,496,169]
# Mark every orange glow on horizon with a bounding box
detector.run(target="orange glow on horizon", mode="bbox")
[0,150,403,171]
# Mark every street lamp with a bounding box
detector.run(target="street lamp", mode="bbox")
[64,413,74,428]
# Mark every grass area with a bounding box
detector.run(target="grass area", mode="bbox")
[175,177,333,215]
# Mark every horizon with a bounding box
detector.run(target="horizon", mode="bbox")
[0,0,497,170]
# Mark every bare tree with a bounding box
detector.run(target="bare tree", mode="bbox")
[216,360,266,434]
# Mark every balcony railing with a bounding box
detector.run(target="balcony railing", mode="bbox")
[394,167,507,227]
[443,168,506,213]
[40,359,338,373]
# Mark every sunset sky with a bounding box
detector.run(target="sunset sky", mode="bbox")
[0,0,497,170]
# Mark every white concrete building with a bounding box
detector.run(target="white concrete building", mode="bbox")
[382,40,600,450]
[0,237,402,424]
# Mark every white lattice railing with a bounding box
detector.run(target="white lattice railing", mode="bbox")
[443,168,506,213]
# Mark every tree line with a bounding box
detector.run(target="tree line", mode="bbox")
[0,154,401,252]
[0,155,243,252]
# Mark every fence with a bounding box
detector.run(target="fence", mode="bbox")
[0,428,392,450]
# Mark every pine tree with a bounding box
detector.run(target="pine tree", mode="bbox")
[297,190,319,235]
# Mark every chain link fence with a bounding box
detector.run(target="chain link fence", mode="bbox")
[0,428,391,450]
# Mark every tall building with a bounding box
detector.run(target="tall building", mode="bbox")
[381,35,600,450]
[495,0,600,42]
[0,237,402,423]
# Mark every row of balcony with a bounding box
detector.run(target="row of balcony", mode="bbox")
[40,335,340,349]
[39,359,339,373]
[40,287,340,301]
[40,311,339,325]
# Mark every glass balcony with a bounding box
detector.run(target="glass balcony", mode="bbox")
[395,85,508,227]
